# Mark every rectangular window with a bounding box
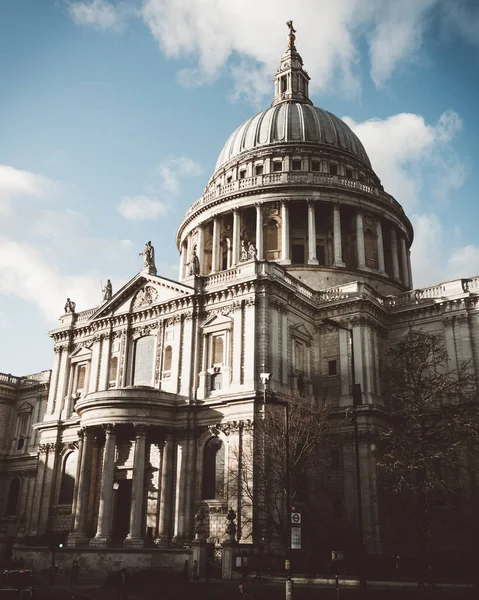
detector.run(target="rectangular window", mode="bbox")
[346,168,353,178]
[328,359,337,376]
[311,160,320,172]
[239,170,246,179]
[255,164,263,176]
[273,161,282,172]
[331,448,341,469]
[226,175,232,183]
[212,335,225,366]
[133,336,155,386]
[292,159,302,171]
[76,365,87,391]
[330,164,338,176]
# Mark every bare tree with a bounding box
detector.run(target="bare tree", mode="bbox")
[228,394,333,552]
[377,329,479,566]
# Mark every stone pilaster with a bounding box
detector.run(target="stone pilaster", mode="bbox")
[280,201,291,264]
[307,200,318,265]
[125,424,147,547]
[172,436,188,543]
[87,338,102,394]
[28,445,49,537]
[98,332,112,391]
[255,203,264,260]
[333,205,345,267]
[90,424,116,547]
[46,348,61,415]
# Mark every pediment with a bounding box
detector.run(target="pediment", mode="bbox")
[17,401,33,414]
[290,322,314,341]
[71,346,92,359]
[202,313,233,330]
[91,273,195,320]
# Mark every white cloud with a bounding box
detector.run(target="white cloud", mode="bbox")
[343,110,463,212]
[157,156,202,195]
[447,246,479,281]
[367,0,437,87]
[0,237,100,321]
[117,156,202,221]
[67,0,123,30]
[117,195,167,220]
[0,165,59,217]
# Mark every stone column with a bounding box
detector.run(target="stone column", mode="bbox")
[178,243,184,280]
[46,348,61,415]
[211,217,220,274]
[391,227,400,281]
[90,424,116,547]
[157,433,174,545]
[255,203,264,260]
[400,234,409,287]
[280,201,291,264]
[407,250,413,289]
[125,424,147,547]
[28,445,49,537]
[88,339,101,394]
[197,225,205,276]
[356,211,366,269]
[307,200,318,265]
[98,332,112,391]
[69,430,84,533]
[375,219,386,274]
[68,427,95,546]
[54,346,71,417]
[232,208,240,266]
[333,205,345,267]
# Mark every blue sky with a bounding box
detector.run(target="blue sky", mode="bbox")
[0,0,478,375]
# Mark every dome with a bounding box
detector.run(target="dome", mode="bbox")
[215,103,371,173]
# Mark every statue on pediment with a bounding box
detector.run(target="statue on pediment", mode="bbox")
[64,298,76,313]
[102,279,112,302]
[140,241,156,272]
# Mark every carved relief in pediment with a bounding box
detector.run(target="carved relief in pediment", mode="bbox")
[132,286,159,310]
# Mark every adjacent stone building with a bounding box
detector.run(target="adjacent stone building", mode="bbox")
[1,25,478,568]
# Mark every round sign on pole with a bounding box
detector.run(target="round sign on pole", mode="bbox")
[291,512,301,524]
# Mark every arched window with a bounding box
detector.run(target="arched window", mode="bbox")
[202,437,225,499]
[59,452,78,504]
[109,356,118,387]
[76,365,87,392]
[264,219,280,259]
[221,237,231,271]
[163,345,173,372]
[132,336,155,386]
[364,228,378,268]
[6,478,20,516]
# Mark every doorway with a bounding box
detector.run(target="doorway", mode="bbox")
[112,479,132,542]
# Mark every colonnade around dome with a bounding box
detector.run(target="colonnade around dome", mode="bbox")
[179,199,412,292]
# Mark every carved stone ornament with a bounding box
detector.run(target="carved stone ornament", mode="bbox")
[133,286,159,310]
[225,507,237,540]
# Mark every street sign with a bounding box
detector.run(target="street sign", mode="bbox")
[291,526,302,549]
[291,512,301,524]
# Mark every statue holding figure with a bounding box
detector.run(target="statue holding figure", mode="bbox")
[188,249,200,276]
[248,242,257,260]
[139,241,156,272]
[64,298,76,313]
[103,279,112,302]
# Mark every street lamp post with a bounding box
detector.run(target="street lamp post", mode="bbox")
[322,319,367,595]
[259,373,291,574]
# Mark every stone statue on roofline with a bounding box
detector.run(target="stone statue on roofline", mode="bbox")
[139,241,157,274]
[102,279,112,302]
[64,298,76,313]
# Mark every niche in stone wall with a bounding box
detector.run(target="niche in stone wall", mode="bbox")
[364,214,378,269]
[202,436,225,500]
[59,451,78,504]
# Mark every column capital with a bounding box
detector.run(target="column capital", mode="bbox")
[133,423,148,438]
[102,423,116,437]
[254,201,262,209]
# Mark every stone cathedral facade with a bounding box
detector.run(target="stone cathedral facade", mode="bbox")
[1,26,479,566]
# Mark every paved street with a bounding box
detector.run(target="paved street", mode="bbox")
[35,573,477,600]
